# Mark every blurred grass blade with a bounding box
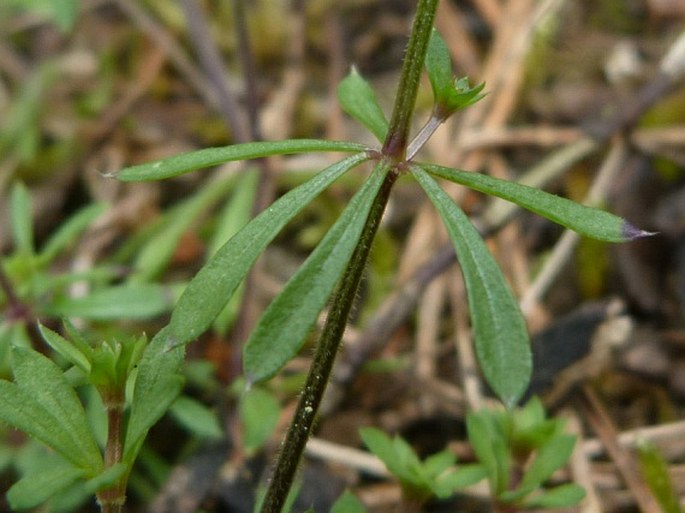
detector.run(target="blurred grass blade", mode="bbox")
[337,67,389,141]
[168,153,368,347]
[0,64,57,163]
[240,386,282,454]
[113,139,367,181]
[423,163,651,242]
[525,484,586,509]
[243,163,389,383]
[637,441,683,513]
[10,182,35,256]
[38,202,107,266]
[132,175,236,281]
[412,165,531,406]
[46,283,175,320]
[169,396,223,439]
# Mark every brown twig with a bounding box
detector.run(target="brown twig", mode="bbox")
[577,386,662,513]
[179,0,248,143]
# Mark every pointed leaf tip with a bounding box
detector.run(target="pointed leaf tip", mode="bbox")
[622,222,657,241]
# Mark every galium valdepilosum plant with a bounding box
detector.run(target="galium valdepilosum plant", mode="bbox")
[0,0,652,511]
[112,2,648,511]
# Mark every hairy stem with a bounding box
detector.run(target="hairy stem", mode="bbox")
[381,0,439,160]
[260,166,398,513]
[260,1,439,510]
[96,392,126,513]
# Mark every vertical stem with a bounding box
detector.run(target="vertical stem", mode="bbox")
[96,395,125,513]
[260,168,399,513]
[381,0,439,160]
[260,1,440,511]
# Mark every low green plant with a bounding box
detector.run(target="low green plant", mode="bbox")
[637,440,684,513]
[0,183,167,344]
[360,427,486,506]
[467,398,585,510]
[0,326,148,511]
[313,400,583,512]
[0,0,650,511]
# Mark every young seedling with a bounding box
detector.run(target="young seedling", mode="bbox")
[360,427,486,507]
[0,323,155,512]
[467,398,586,511]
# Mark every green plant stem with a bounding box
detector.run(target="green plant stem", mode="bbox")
[97,396,125,513]
[260,1,439,509]
[259,166,398,513]
[381,0,439,160]
[406,114,442,160]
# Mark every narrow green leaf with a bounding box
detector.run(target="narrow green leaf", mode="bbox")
[337,67,389,141]
[10,182,34,256]
[7,456,84,509]
[392,435,423,476]
[243,163,389,383]
[63,319,96,362]
[637,441,684,513]
[240,386,282,454]
[518,434,576,491]
[37,203,106,266]
[0,63,57,163]
[133,175,236,281]
[425,30,485,116]
[209,169,260,334]
[435,464,487,495]
[11,347,102,471]
[46,283,173,320]
[208,169,260,257]
[123,327,184,463]
[423,163,651,242]
[168,153,368,347]
[466,412,503,492]
[169,396,222,439]
[113,139,367,181]
[412,166,531,406]
[39,324,92,373]
[82,463,128,495]
[525,483,586,508]
[360,427,405,477]
[425,29,454,103]
[331,490,367,513]
[423,451,455,477]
